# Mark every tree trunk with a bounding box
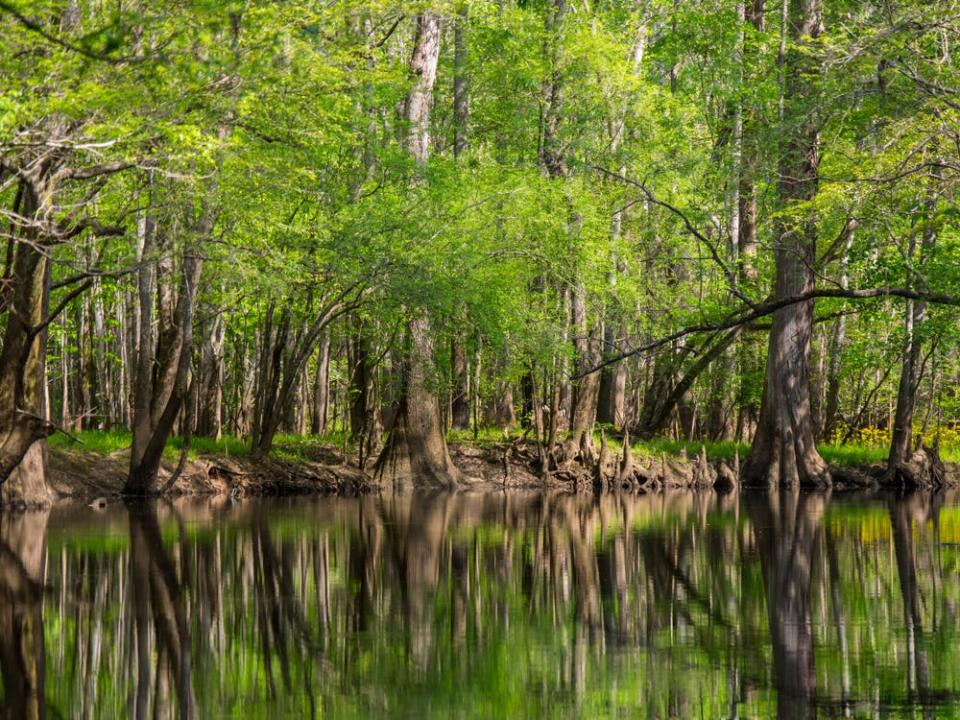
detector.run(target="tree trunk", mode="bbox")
[742,0,830,487]
[451,336,471,430]
[738,0,764,281]
[821,225,855,442]
[636,348,685,438]
[597,25,645,431]
[635,330,744,440]
[596,320,627,428]
[196,310,225,439]
[449,5,471,433]
[486,348,517,430]
[127,170,207,495]
[453,3,469,160]
[888,173,940,480]
[375,13,461,486]
[311,333,330,435]
[128,14,241,488]
[376,316,462,485]
[349,324,371,441]
[0,181,54,507]
[126,238,202,494]
[567,282,601,456]
[252,287,358,457]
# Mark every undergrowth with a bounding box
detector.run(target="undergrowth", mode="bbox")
[47,425,960,468]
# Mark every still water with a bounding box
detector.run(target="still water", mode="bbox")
[1,489,958,719]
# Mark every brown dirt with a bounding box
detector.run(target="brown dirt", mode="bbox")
[50,438,945,499]
[48,445,371,500]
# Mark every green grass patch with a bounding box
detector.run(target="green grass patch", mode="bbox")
[631,437,747,462]
[170,434,251,458]
[817,443,887,467]
[46,426,960,471]
[48,429,132,454]
[48,429,356,463]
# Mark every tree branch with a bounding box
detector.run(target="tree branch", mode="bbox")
[588,164,758,308]
[0,1,133,64]
[575,285,960,378]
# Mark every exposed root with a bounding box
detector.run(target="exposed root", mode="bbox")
[885,445,945,489]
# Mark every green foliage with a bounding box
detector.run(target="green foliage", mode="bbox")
[4,0,960,475]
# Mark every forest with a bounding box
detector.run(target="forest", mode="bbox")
[1,0,960,505]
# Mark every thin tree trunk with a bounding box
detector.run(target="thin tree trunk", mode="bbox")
[453,3,469,160]
[451,336,471,431]
[821,226,855,441]
[567,281,601,456]
[197,310,225,439]
[126,242,203,494]
[888,167,941,480]
[311,333,330,435]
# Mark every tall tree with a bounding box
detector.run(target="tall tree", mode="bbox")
[887,146,944,482]
[375,14,462,486]
[742,0,830,487]
[450,3,472,431]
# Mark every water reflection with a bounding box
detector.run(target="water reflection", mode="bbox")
[745,491,824,720]
[0,511,47,720]
[128,502,194,719]
[1,489,959,718]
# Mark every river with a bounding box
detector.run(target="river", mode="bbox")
[0,489,956,718]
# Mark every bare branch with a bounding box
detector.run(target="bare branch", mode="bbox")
[588,164,758,308]
[576,285,960,378]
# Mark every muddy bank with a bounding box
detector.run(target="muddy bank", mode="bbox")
[48,444,371,499]
[46,439,960,501]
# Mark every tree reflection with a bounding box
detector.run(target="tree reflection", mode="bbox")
[8,489,960,717]
[127,502,194,720]
[745,489,825,720]
[0,510,48,720]
[889,490,942,708]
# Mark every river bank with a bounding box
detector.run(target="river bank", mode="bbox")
[42,431,960,501]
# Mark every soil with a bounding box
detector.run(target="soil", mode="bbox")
[46,439,960,501]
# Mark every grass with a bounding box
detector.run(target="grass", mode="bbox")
[48,428,349,463]
[818,443,889,467]
[630,437,746,462]
[48,429,132,454]
[47,425,960,470]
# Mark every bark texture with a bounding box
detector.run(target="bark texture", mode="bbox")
[126,207,203,494]
[0,177,56,507]
[375,14,461,486]
[887,167,941,483]
[742,0,830,487]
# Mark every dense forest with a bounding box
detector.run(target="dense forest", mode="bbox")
[1,0,959,504]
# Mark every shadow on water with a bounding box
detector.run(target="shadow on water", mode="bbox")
[2,486,960,718]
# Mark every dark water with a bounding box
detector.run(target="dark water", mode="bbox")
[1,490,959,719]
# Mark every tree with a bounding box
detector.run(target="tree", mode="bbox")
[742,0,830,487]
[375,14,462,487]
